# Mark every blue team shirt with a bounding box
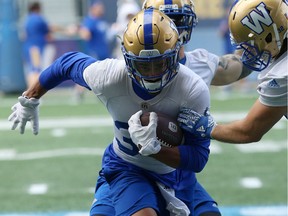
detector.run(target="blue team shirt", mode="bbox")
[24,12,49,52]
[81,16,111,60]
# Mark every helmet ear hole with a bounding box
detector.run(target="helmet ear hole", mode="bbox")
[265,33,272,43]
[232,11,236,20]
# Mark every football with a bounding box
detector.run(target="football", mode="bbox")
[140,112,183,147]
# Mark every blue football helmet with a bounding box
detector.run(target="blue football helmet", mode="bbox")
[122,9,180,94]
[229,0,288,71]
[143,0,197,45]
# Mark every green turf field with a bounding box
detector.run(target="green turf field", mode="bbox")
[0,87,287,213]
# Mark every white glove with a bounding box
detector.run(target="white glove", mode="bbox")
[8,95,40,135]
[128,110,161,156]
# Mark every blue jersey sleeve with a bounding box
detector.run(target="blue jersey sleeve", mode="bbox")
[177,134,210,172]
[39,51,96,90]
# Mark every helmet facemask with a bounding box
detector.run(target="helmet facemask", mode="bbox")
[122,45,180,93]
[143,0,198,45]
[234,40,272,71]
[158,4,197,45]
[122,9,181,94]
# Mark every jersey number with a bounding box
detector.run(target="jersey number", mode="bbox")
[115,121,139,156]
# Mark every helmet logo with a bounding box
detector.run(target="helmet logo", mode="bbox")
[139,49,160,57]
[241,3,273,34]
[159,4,178,11]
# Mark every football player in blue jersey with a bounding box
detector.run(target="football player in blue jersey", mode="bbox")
[178,0,287,143]
[9,9,212,216]
[79,0,111,60]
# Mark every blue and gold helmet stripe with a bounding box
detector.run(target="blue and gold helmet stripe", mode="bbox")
[144,9,154,50]
[165,0,173,4]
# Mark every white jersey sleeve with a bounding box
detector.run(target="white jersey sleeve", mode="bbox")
[82,58,128,102]
[257,53,287,107]
[184,49,219,86]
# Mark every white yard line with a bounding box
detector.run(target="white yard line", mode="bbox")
[0,113,286,131]
[28,184,48,195]
[209,142,223,154]
[0,148,105,161]
[0,139,285,161]
[239,206,288,216]
[240,177,263,189]
[235,141,288,153]
[0,116,113,130]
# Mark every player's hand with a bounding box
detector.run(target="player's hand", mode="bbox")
[128,110,161,156]
[8,95,40,135]
[177,107,216,139]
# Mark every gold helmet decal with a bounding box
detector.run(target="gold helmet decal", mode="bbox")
[229,0,287,71]
[123,9,179,56]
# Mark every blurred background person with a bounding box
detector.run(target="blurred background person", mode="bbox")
[218,2,235,55]
[23,1,55,88]
[218,0,257,95]
[79,0,111,59]
[75,0,112,103]
[110,0,140,59]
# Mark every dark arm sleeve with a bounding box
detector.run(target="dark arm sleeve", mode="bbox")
[177,134,210,172]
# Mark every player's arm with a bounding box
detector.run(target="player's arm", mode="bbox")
[178,99,286,143]
[25,51,95,97]
[151,137,210,172]
[79,27,91,41]
[24,80,47,99]
[8,52,96,134]
[211,51,252,86]
[212,99,286,143]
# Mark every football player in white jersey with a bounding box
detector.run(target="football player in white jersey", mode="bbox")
[9,9,212,216]
[178,0,287,143]
[91,0,257,215]
[144,0,253,88]
[90,0,257,215]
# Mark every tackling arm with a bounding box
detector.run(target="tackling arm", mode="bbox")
[212,99,286,143]
[211,52,252,86]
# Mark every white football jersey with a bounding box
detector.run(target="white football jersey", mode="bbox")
[83,58,210,174]
[184,49,219,86]
[257,52,287,107]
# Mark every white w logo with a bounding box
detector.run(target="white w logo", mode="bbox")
[241,2,273,34]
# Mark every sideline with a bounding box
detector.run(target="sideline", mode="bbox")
[0,206,287,216]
